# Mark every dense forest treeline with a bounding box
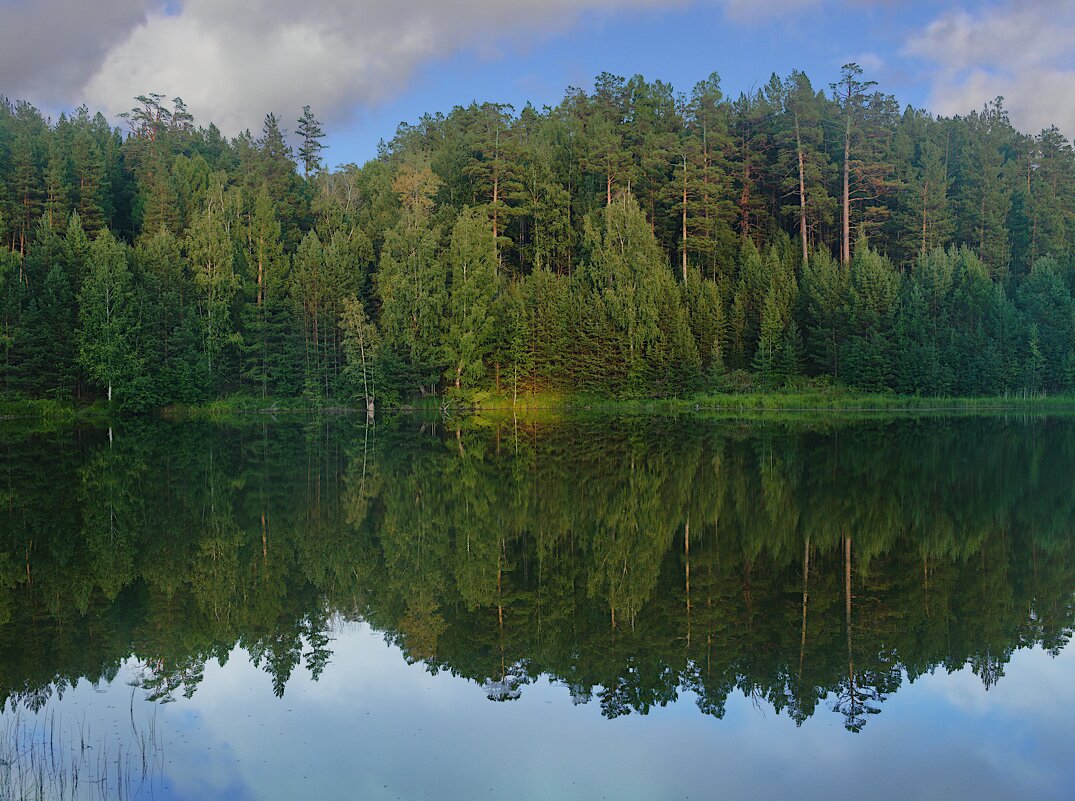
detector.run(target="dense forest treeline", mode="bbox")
[1,65,1074,407]
[2,417,1073,730]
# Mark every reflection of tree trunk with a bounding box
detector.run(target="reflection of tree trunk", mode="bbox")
[685,516,691,648]
[845,534,855,698]
[742,560,753,621]
[799,537,810,679]
[497,538,506,678]
[261,511,268,569]
[923,554,929,616]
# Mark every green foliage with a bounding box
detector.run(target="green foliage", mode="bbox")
[185,174,240,385]
[444,207,500,388]
[77,231,138,405]
[0,69,1073,407]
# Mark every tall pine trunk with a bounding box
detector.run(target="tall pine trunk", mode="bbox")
[842,110,851,264]
[682,155,688,281]
[796,116,808,267]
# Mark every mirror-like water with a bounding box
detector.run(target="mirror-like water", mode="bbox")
[2,414,1073,800]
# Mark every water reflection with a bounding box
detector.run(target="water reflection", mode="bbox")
[1,415,1072,739]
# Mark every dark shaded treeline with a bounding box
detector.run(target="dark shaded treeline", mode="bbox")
[1,69,1074,408]
[1,416,1072,730]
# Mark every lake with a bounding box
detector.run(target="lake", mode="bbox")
[1,413,1073,800]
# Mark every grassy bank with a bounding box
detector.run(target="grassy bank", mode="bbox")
[430,386,1075,414]
[0,397,113,438]
[7,387,1075,426]
[168,388,1075,418]
[0,396,114,422]
[160,394,349,419]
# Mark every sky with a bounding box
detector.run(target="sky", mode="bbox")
[2,0,1074,166]
[11,622,1075,800]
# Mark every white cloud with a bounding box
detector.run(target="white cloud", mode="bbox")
[905,0,1075,137]
[0,0,151,106]
[853,52,885,74]
[0,0,854,135]
[6,0,692,134]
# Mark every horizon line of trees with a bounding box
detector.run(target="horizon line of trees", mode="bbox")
[1,65,1073,409]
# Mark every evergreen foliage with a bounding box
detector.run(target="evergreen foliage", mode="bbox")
[1,65,1073,406]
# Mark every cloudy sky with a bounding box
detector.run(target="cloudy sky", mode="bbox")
[2,0,1073,165]
[33,623,1075,800]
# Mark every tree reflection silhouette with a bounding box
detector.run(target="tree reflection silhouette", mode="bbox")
[1,415,1072,731]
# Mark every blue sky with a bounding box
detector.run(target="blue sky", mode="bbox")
[330,1,931,163]
[2,1,1073,163]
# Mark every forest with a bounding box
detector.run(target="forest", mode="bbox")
[1,64,1074,408]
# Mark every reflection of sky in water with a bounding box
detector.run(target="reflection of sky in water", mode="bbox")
[15,622,1073,801]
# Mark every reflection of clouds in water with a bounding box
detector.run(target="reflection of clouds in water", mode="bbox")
[2,627,1069,801]
[917,646,1075,720]
[910,646,1075,795]
[106,624,1073,801]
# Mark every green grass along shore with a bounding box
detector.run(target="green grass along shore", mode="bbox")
[5,387,1073,425]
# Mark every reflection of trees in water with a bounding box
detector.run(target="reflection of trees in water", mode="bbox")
[1,416,1073,731]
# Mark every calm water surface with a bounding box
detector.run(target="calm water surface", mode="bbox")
[1,414,1073,800]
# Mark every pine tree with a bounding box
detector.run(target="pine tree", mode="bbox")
[297,105,326,177]
[903,131,953,262]
[44,132,71,229]
[729,89,774,241]
[1025,126,1074,266]
[461,103,524,270]
[832,64,877,264]
[729,238,768,368]
[514,107,573,273]
[253,113,306,248]
[583,73,633,209]
[70,115,109,233]
[681,73,737,280]
[773,72,836,268]
[623,75,681,254]
[956,100,1015,278]
[240,189,296,396]
[9,103,46,256]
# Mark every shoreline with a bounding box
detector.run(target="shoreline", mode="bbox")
[5,390,1075,425]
